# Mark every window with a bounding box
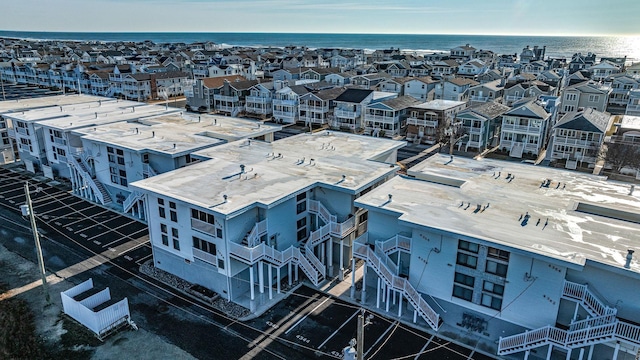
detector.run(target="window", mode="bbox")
[296,202,306,214]
[453,285,473,301]
[171,228,179,238]
[297,228,307,241]
[486,260,508,277]
[158,198,165,206]
[173,238,180,250]
[159,207,166,218]
[216,228,223,238]
[296,192,306,201]
[160,224,167,233]
[107,146,114,154]
[161,234,169,246]
[483,281,504,295]
[565,93,577,101]
[170,210,177,222]
[588,95,600,103]
[191,209,215,224]
[458,240,479,253]
[297,217,307,229]
[193,236,216,254]
[454,272,475,287]
[488,247,509,261]
[481,294,502,310]
[169,201,176,209]
[457,253,478,269]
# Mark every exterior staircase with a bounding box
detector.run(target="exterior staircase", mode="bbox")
[353,234,441,331]
[68,154,112,205]
[509,142,524,158]
[228,219,326,286]
[374,234,411,275]
[498,280,640,356]
[122,191,144,214]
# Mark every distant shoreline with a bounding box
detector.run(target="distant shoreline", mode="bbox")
[1,31,638,62]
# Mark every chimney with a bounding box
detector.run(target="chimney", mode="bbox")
[629,185,635,195]
[152,131,155,138]
[388,194,393,202]
[624,250,634,269]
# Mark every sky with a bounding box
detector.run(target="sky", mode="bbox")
[3,0,639,36]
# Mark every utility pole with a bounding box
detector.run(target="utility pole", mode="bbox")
[23,182,50,303]
[1,72,5,101]
[356,309,373,360]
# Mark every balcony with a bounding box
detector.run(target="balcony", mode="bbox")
[213,94,239,103]
[334,108,359,119]
[470,95,490,102]
[505,95,523,103]
[364,114,398,124]
[407,117,438,128]
[553,137,596,147]
[273,110,296,118]
[465,126,484,134]
[246,96,271,104]
[192,247,216,265]
[273,98,297,106]
[626,104,640,115]
[16,127,28,136]
[502,124,541,133]
[191,218,217,237]
[299,104,329,113]
[53,137,67,146]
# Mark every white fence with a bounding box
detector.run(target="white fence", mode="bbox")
[61,278,132,338]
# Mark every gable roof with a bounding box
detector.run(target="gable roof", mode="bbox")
[371,95,422,110]
[201,75,246,89]
[554,108,610,133]
[505,100,549,119]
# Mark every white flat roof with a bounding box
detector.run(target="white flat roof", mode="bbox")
[73,113,281,156]
[620,115,640,131]
[31,104,176,131]
[4,99,158,123]
[355,154,640,273]
[412,100,467,111]
[131,131,405,217]
[0,94,110,114]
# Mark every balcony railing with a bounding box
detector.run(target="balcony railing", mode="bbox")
[465,126,484,134]
[273,99,297,106]
[553,137,596,147]
[407,118,438,128]
[502,124,541,133]
[246,96,271,104]
[16,127,28,136]
[334,109,359,119]
[470,95,490,102]
[353,234,440,331]
[213,95,239,103]
[365,114,399,123]
[192,248,217,265]
[191,218,217,237]
[273,110,296,118]
[299,104,329,112]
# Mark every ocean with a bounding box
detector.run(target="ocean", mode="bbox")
[1,30,639,63]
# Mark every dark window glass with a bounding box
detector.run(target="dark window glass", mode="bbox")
[456,253,478,269]
[170,210,177,222]
[159,207,166,218]
[296,202,306,214]
[453,285,473,301]
[161,234,169,246]
[297,228,306,241]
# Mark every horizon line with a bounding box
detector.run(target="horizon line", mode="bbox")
[1,30,638,38]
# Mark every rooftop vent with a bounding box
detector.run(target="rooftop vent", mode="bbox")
[625,249,634,269]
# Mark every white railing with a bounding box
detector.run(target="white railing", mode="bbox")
[246,96,271,104]
[246,219,268,248]
[364,114,398,124]
[53,137,67,145]
[228,242,323,286]
[192,247,216,265]
[142,163,158,178]
[16,127,28,135]
[334,109,359,119]
[502,124,541,133]
[377,234,411,255]
[299,104,329,112]
[470,95,489,102]
[561,280,616,317]
[553,137,595,147]
[123,191,143,213]
[273,110,296,118]
[407,118,438,128]
[498,281,640,355]
[309,200,358,239]
[309,200,337,225]
[466,126,484,134]
[505,95,524,103]
[68,155,108,205]
[304,240,326,278]
[273,99,297,106]
[353,235,440,331]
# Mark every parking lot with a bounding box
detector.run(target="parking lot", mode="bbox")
[245,286,496,360]
[0,166,151,275]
